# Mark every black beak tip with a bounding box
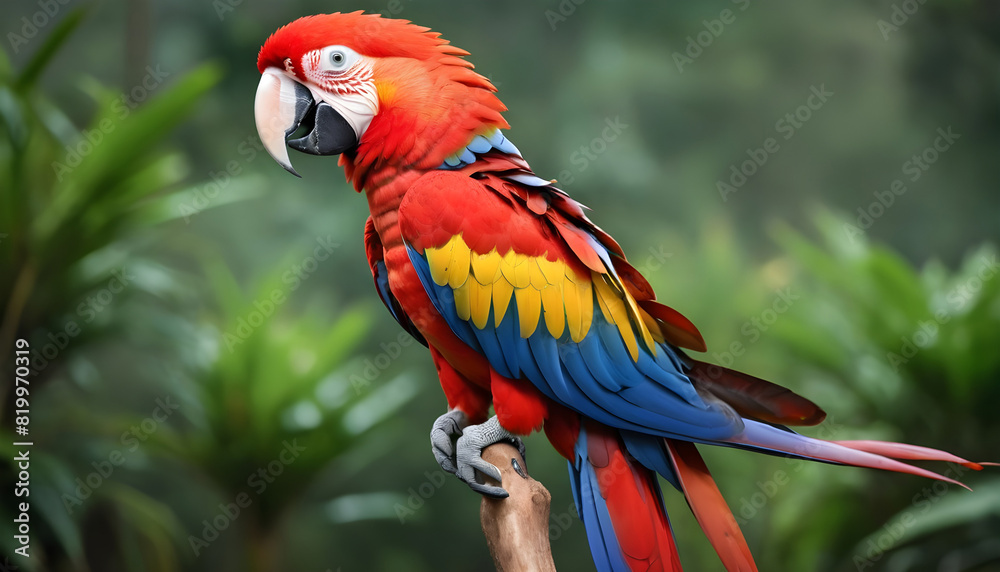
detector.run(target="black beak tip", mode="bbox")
[283,164,302,178]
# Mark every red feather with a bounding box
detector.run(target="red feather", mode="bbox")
[588,422,683,572]
[639,300,708,352]
[491,369,548,435]
[832,441,985,470]
[685,359,826,426]
[666,439,757,572]
[543,404,581,461]
[612,256,656,301]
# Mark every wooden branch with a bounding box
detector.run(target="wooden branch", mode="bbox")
[479,443,557,572]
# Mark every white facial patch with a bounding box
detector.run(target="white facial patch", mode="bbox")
[300,46,379,140]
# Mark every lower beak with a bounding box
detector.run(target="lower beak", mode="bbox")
[254,67,359,177]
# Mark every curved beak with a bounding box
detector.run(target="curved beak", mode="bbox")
[254,67,359,177]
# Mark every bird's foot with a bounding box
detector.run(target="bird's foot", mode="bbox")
[430,409,469,475]
[429,412,525,498]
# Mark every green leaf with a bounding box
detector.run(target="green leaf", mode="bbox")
[14,6,89,91]
[33,62,223,249]
[104,484,183,572]
[854,478,1000,550]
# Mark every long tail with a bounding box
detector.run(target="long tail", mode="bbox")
[547,360,987,572]
[568,420,683,572]
[724,419,984,488]
[686,358,985,487]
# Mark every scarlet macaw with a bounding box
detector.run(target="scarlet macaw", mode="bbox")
[253,13,983,571]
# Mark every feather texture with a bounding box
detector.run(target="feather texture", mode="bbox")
[260,15,988,570]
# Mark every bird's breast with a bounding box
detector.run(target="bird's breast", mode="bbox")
[365,174,491,386]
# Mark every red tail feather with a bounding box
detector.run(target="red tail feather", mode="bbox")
[833,440,985,470]
[587,423,683,571]
[686,360,826,426]
[730,421,973,490]
[666,439,758,572]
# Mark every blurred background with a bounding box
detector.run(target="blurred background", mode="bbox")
[1,0,998,570]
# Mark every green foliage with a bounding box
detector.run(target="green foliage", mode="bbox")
[1,12,409,572]
[769,212,1000,432]
[160,261,413,571]
[0,10,222,569]
[756,212,1000,571]
[0,7,222,357]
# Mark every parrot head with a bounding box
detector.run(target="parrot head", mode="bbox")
[255,12,508,186]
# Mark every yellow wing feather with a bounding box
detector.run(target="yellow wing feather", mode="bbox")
[536,257,564,283]
[514,285,541,338]
[492,275,514,325]
[529,260,549,290]
[594,274,639,361]
[578,279,594,341]
[447,236,471,289]
[540,279,566,339]
[427,236,456,286]
[563,273,583,342]
[512,254,533,289]
[422,235,655,361]
[471,251,501,283]
[499,250,520,286]
[453,279,471,321]
[468,276,493,329]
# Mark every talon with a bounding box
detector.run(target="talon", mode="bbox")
[470,481,509,499]
[453,415,525,498]
[430,409,469,475]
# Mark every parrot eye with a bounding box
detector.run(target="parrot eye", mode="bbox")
[317,45,360,74]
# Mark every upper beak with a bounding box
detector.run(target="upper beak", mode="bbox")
[254,67,359,177]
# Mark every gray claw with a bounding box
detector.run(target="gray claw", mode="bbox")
[430,409,469,475]
[469,480,509,499]
[454,415,524,498]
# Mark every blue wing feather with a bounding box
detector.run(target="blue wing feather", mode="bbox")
[620,431,680,491]
[372,259,427,347]
[405,239,742,443]
[494,304,522,375]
